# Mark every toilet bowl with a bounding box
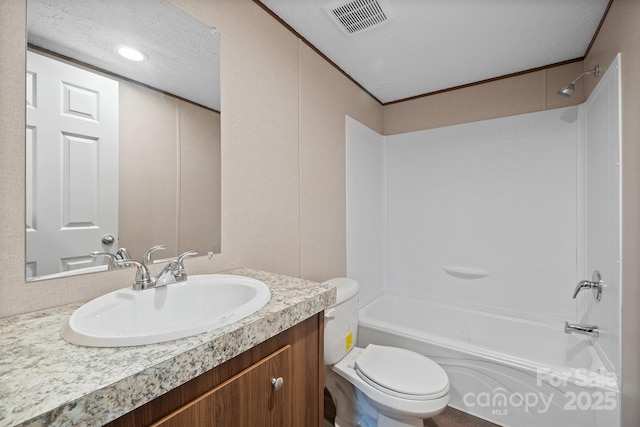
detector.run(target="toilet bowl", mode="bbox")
[323,278,449,427]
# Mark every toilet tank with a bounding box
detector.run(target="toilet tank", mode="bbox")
[323,278,359,365]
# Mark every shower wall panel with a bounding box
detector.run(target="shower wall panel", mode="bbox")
[385,107,581,322]
[581,54,621,373]
[346,117,386,305]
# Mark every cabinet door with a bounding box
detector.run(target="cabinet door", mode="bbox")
[153,345,292,427]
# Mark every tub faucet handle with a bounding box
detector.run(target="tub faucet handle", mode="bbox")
[572,270,603,301]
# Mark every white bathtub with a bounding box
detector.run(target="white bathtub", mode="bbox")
[357,295,619,427]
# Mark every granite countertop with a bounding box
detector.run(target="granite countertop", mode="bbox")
[0,269,336,427]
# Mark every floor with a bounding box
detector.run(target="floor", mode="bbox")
[422,406,500,427]
[324,388,500,427]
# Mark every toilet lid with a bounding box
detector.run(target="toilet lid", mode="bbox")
[354,344,449,400]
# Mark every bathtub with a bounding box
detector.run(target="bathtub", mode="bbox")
[357,295,619,427]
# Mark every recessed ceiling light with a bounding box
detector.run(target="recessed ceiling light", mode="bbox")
[117,46,146,61]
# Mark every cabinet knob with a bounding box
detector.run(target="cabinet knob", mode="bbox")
[271,376,284,391]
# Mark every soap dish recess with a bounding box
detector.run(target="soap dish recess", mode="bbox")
[443,266,489,280]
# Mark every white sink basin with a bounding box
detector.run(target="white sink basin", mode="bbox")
[61,274,271,347]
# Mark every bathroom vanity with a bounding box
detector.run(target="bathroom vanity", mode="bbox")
[0,269,336,426]
[110,314,320,426]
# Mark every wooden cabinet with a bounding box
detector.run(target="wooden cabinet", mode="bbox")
[153,345,293,426]
[107,313,323,427]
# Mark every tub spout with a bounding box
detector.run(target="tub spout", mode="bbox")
[564,321,598,338]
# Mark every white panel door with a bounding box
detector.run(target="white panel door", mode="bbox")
[26,51,119,279]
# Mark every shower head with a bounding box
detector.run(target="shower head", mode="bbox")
[557,83,575,97]
[557,65,600,97]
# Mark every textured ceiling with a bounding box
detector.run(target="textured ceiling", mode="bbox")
[27,0,221,111]
[259,0,610,104]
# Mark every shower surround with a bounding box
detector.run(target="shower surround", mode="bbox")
[348,106,581,318]
[346,54,621,427]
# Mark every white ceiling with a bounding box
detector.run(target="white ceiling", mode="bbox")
[27,0,221,111]
[258,0,610,104]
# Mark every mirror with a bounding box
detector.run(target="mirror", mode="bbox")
[26,0,221,280]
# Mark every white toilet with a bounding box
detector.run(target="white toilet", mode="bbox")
[324,278,449,427]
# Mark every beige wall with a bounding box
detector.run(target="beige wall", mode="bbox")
[179,101,222,255]
[119,82,179,258]
[584,0,640,425]
[0,0,382,317]
[119,82,221,259]
[299,42,383,281]
[384,61,585,134]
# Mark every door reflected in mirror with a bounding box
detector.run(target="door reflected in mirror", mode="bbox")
[26,0,221,281]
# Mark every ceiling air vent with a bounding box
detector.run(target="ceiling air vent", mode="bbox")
[324,0,394,36]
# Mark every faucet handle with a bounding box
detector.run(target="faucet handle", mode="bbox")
[90,252,119,269]
[155,252,197,286]
[176,250,198,266]
[572,270,603,301]
[116,259,154,290]
[142,245,167,265]
[174,251,198,282]
[115,247,132,261]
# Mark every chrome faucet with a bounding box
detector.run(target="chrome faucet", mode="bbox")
[92,245,197,290]
[91,249,157,289]
[116,259,155,290]
[564,321,599,338]
[91,248,132,270]
[116,247,132,261]
[156,251,198,286]
[572,270,603,301]
[113,245,199,290]
[90,252,120,269]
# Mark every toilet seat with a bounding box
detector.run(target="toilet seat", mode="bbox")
[331,345,450,421]
[354,344,449,400]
